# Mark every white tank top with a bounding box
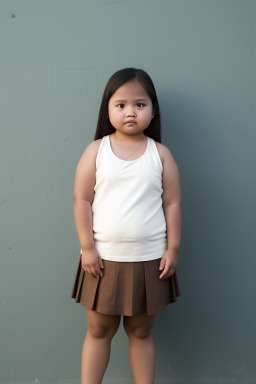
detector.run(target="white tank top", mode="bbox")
[80,134,167,262]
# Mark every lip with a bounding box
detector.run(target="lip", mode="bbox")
[125,120,136,124]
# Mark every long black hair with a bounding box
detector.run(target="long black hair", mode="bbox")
[94,68,162,143]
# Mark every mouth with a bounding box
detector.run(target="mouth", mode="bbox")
[125,121,136,124]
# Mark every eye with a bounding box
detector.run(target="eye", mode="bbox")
[137,103,145,108]
[117,104,125,109]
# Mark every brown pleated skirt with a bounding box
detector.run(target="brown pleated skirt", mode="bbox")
[70,253,181,316]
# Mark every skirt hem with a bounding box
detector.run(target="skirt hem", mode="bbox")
[70,299,180,317]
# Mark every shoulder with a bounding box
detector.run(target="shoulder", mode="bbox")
[84,137,103,155]
[79,137,103,162]
[75,138,103,176]
[155,141,179,171]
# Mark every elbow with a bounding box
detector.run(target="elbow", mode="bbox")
[74,195,93,206]
[73,194,79,205]
[163,199,182,209]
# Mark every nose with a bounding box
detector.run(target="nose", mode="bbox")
[126,109,136,117]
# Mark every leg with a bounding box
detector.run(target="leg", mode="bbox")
[81,309,121,384]
[123,312,156,384]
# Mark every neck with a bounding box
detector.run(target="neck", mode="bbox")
[112,131,146,143]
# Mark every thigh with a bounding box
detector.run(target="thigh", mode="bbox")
[86,309,121,338]
[123,312,155,336]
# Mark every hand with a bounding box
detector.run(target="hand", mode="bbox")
[159,249,179,279]
[81,247,104,278]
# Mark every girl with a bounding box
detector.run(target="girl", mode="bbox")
[71,68,182,384]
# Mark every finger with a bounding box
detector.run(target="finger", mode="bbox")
[159,265,170,279]
[168,267,176,277]
[159,269,166,279]
[90,266,100,278]
[164,271,173,279]
[99,257,104,269]
[159,260,165,271]
[95,265,103,277]
[88,266,97,277]
[164,266,176,279]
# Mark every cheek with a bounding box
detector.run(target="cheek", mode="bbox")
[109,110,119,121]
[142,110,153,122]
[108,110,122,126]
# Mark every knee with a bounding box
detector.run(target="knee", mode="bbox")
[88,322,119,340]
[123,323,153,339]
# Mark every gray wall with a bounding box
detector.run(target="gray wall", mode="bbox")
[0,1,255,383]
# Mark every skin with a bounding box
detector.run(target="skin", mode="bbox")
[73,78,182,384]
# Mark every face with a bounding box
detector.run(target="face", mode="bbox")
[107,79,156,136]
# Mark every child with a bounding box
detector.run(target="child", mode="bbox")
[71,68,182,384]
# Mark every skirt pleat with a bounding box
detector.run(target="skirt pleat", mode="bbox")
[71,253,181,316]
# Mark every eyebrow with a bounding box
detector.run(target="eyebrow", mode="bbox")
[113,98,148,102]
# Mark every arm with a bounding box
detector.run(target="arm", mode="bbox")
[73,140,104,277]
[159,144,182,279]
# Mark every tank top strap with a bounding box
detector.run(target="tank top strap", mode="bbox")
[147,137,163,171]
[95,135,108,168]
